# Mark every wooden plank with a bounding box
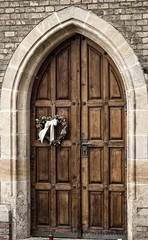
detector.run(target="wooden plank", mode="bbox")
[81,36,89,232]
[36,183,51,190]
[88,184,104,191]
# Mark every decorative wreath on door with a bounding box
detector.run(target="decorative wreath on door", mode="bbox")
[36,115,67,146]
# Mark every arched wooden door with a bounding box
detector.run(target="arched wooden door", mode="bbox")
[31,34,127,239]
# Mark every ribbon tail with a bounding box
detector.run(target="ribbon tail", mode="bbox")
[50,124,55,144]
[50,119,58,144]
[39,125,49,143]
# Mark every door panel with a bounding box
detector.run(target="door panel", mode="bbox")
[31,34,127,239]
[56,48,70,100]
[31,36,81,237]
[89,148,103,183]
[88,107,102,139]
[89,192,103,228]
[109,107,123,139]
[88,47,102,100]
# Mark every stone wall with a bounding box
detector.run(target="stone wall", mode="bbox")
[0,1,148,240]
[0,205,11,240]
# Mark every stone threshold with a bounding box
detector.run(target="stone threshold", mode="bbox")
[21,238,122,240]
[20,239,102,240]
[21,238,101,240]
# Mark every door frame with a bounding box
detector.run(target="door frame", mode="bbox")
[1,6,147,240]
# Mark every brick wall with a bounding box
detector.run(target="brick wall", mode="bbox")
[0,0,148,87]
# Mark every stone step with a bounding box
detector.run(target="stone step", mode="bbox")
[21,238,123,240]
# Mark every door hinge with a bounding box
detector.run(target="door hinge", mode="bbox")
[124,147,127,168]
[31,146,36,170]
[124,92,127,115]
[30,103,35,116]
[31,200,36,211]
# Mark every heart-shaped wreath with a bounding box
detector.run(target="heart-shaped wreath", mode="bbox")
[36,115,67,146]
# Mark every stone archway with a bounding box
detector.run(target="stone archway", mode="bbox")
[0,6,147,240]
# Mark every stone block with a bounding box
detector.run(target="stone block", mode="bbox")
[71,0,81,3]
[137,226,148,232]
[136,160,148,184]
[137,208,148,226]
[0,134,11,159]
[0,236,10,240]
[0,218,11,239]
[50,0,60,5]
[17,157,30,181]
[30,1,39,6]
[137,184,148,207]
[17,133,30,158]
[56,5,88,24]
[6,43,27,68]
[136,110,148,134]
[136,135,147,160]
[45,6,54,12]
[137,20,148,25]
[127,159,136,184]
[136,232,148,239]
[127,134,135,160]
[35,6,45,12]
[5,8,14,14]
[143,13,148,19]
[132,14,142,20]
[0,205,10,222]
[0,111,11,135]
[0,182,12,203]
[86,10,109,33]
[135,86,148,111]
[0,228,9,234]
[123,63,145,89]
[88,4,98,9]
[2,66,18,91]
[137,208,148,216]
[17,110,30,135]
[0,159,11,181]
[60,0,70,4]
[120,14,131,20]
[35,12,60,35]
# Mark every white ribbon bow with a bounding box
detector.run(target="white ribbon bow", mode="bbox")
[39,119,58,144]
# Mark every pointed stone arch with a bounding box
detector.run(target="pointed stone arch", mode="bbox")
[0,6,147,240]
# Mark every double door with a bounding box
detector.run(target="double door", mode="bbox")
[31,34,127,239]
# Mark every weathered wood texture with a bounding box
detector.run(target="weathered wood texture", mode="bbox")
[31,34,127,238]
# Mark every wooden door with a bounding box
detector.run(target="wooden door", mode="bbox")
[31,34,127,239]
[80,38,127,239]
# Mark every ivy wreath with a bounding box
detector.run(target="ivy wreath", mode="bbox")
[36,115,67,146]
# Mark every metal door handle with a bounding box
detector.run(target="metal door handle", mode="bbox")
[81,140,92,157]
